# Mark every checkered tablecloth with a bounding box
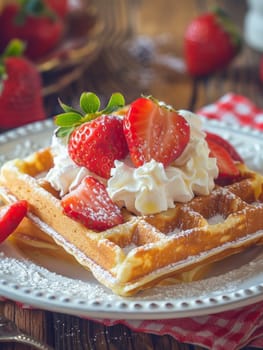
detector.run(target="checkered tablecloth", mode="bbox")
[197,93,263,131]
[98,300,263,350]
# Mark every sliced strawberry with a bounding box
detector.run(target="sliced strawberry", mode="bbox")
[61,176,123,231]
[68,115,129,179]
[205,131,243,162]
[123,97,190,167]
[207,139,240,185]
[0,200,28,243]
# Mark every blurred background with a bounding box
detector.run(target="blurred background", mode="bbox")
[1,0,263,127]
[43,0,261,113]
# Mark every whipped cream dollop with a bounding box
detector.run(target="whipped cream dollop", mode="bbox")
[107,110,218,215]
[45,110,218,215]
[45,134,92,196]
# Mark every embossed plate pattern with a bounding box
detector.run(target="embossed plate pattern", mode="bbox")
[0,119,263,320]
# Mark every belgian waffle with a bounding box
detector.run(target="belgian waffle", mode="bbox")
[1,147,263,296]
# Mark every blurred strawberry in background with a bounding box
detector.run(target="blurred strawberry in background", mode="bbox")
[0,0,67,60]
[184,8,242,77]
[45,0,69,18]
[0,39,46,129]
[259,56,263,84]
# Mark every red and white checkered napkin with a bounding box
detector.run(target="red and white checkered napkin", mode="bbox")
[197,92,263,131]
[96,301,263,350]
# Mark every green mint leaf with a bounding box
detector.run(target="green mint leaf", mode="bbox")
[55,112,82,127]
[80,92,100,114]
[103,93,125,114]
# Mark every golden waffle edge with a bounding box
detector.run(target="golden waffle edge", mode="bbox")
[1,147,263,296]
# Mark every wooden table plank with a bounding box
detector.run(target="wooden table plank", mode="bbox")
[0,301,258,350]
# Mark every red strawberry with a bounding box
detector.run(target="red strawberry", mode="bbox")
[0,2,65,60]
[123,96,190,167]
[68,115,128,178]
[55,92,128,179]
[0,40,46,129]
[0,200,28,243]
[61,176,123,231]
[207,138,240,184]
[205,131,243,162]
[184,8,242,77]
[45,0,69,18]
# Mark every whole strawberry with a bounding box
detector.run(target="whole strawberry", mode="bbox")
[0,40,46,129]
[55,92,129,179]
[184,8,242,77]
[0,0,65,60]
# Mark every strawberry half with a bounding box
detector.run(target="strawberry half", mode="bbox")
[184,8,242,77]
[55,92,128,179]
[206,138,240,185]
[0,200,28,243]
[61,176,123,231]
[123,96,190,167]
[205,131,243,162]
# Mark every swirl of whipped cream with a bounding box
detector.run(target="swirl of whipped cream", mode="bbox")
[107,110,218,215]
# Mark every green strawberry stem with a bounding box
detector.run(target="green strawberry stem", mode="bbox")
[213,7,242,50]
[55,92,125,138]
[0,39,26,89]
[1,39,26,59]
[15,0,57,25]
[146,95,176,112]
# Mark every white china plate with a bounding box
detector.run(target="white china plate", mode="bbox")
[0,119,263,320]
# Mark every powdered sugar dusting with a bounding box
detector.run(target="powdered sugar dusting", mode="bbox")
[1,242,263,304]
[0,251,117,301]
[207,214,225,225]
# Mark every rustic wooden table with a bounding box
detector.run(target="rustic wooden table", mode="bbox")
[1,0,263,349]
